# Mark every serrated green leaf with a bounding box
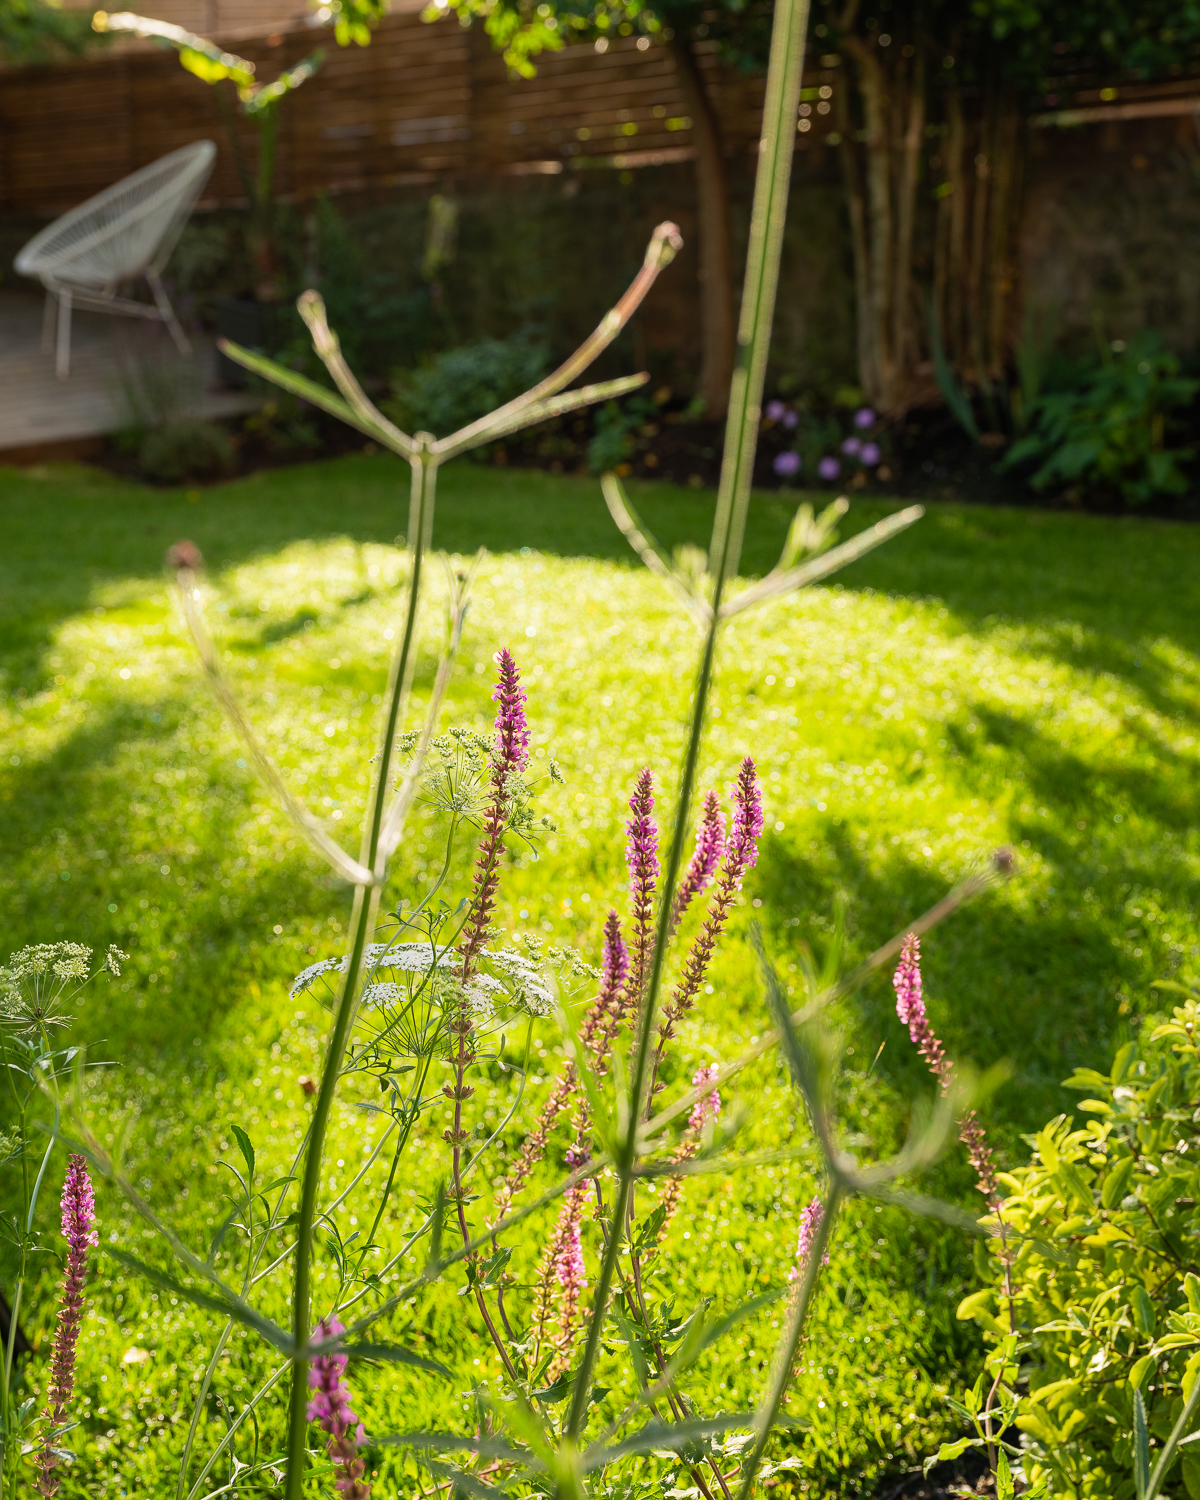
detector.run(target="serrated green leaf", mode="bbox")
[230,1124,255,1183]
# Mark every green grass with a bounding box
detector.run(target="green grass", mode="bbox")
[2,455,1198,1497]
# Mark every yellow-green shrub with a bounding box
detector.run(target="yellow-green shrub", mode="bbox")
[962,988,1200,1500]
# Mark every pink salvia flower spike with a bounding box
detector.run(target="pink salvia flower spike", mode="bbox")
[308,1316,372,1499]
[688,1063,721,1133]
[669,790,726,937]
[37,1154,97,1499]
[892,933,999,1203]
[788,1195,829,1284]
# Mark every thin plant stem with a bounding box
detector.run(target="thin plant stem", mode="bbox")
[565,0,811,1447]
[284,449,439,1500]
[736,1185,841,1500]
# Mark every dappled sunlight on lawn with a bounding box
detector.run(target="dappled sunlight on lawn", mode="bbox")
[2,457,1198,1493]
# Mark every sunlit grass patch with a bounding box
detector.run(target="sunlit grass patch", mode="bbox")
[1,456,1199,1495]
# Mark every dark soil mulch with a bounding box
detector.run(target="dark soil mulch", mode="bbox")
[92,382,1200,523]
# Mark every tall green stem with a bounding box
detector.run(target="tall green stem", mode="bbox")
[563,0,810,1449]
[736,1187,841,1500]
[284,448,439,1500]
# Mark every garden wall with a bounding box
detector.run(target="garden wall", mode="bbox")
[6,8,1200,390]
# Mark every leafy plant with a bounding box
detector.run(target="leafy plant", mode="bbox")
[139,419,234,483]
[387,332,551,444]
[1001,332,1199,505]
[960,981,1200,1500]
[12,4,1024,1497]
[0,944,124,1498]
[585,392,659,474]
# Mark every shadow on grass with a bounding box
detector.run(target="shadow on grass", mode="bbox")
[0,694,352,1066]
[752,809,1150,1151]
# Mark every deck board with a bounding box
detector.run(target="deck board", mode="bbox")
[0,290,258,455]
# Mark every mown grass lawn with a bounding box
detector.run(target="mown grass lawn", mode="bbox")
[2,455,1198,1497]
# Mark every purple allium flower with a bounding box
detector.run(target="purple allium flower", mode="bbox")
[781,409,799,429]
[670,790,726,936]
[817,456,841,481]
[854,406,876,429]
[491,648,530,780]
[840,436,861,456]
[626,768,659,997]
[308,1316,372,1500]
[788,1195,830,1282]
[729,757,764,873]
[688,1063,721,1132]
[859,442,881,466]
[765,399,787,422]
[773,450,802,478]
[893,935,999,1203]
[37,1155,97,1498]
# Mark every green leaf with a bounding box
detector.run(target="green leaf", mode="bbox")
[1054,1160,1094,1213]
[206,1205,239,1265]
[1102,1155,1136,1210]
[1132,1284,1157,1338]
[1134,1388,1150,1500]
[583,1413,757,1471]
[105,1248,291,1353]
[1130,1355,1155,1391]
[378,1432,532,1466]
[230,1124,255,1182]
[1186,1275,1200,1318]
[923,1437,974,1476]
[996,1448,1015,1500]
[338,1342,452,1377]
[1063,1069,1114,1092]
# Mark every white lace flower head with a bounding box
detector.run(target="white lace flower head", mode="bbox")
[289,940,456,999]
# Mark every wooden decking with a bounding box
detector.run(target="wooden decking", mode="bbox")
[0,289,257,460]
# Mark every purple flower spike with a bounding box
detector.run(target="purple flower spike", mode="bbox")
[841,436,861,457]
[730,758,764,873]
[817,456,841,481]
[554,1213,587,1297]
[788,1195,830,1282]
[773,450,801,478]
[688,1063,721,1132]
[859,442,881,466]
[308,1316,372,1499]
[626,768,660,996]
[892,934,999,1203]
[492,648,530,779]
[601,910,629,995]
[893,932,947,1073]
[781,409,799,429]
[765,399,787,422]
[626,769,660,908]
[37,1155,98,1498]
[670,790,726,935]
[854,406,876,429]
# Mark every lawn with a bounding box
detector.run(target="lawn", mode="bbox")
[2,454,1198,1497]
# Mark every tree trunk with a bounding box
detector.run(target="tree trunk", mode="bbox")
[843,36,892,405]
[892,47,924,385]
[835,80,873,401]
[669,35,736,418]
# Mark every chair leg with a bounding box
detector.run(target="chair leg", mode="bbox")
[41,290,57,355]
[55,292,72,380]
[147,270,191,356]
